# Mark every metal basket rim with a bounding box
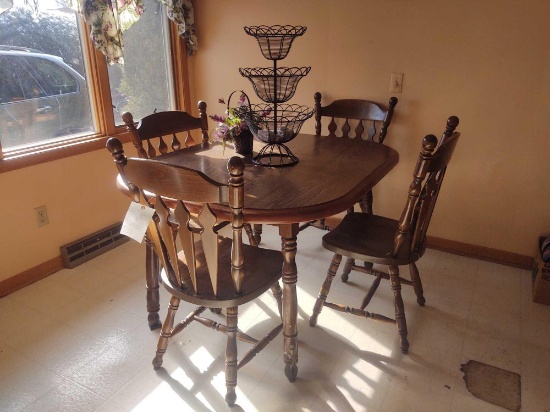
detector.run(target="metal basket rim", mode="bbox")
[242,106,315,122]
[245,103,315,111]
[244,25,307,37]
[239,67,311,77]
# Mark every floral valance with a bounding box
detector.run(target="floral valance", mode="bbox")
[0,0,197,64]
[157,0,197,57]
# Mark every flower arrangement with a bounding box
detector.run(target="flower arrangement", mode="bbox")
[209,94,249,147]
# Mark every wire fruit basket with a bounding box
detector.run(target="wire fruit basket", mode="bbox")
[244,25,307,60]
[240,25,314,167]
[239,67,311,103]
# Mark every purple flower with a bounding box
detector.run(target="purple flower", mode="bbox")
[219,125,229,134]
[261,106,272,117]
[209,114,226,123]
[238,94,247,107]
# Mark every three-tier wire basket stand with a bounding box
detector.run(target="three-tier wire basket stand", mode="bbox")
[238,25,315,167]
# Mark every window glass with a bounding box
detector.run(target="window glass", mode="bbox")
[28,57,79,95]
[0,56,24,103]
[0,0,94,149]
[14,57,49,99]
[108,0,174,125]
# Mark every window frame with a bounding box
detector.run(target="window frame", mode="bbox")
[0,15,191,173]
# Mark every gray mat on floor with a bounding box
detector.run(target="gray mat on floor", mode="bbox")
[460,360,521,412]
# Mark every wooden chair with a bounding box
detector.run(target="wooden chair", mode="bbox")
[122,105,209,330]
[122,104,209,158]
[314,92,398,142]
[302,93,399,284]
[123,105,266,328]
[251,93,398,244]
[309,116,460,354]
[312,93,398,218]
[107,138,284,405]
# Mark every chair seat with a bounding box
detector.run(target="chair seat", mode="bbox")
[322,212,423,266]
[161,237,283,308]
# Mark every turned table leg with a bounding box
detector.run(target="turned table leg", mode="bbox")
[145,235,162,330]
[279,223,299,382]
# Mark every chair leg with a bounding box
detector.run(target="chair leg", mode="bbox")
[299,219,330,232]
[243,223,257,247]
[409,262,426,306]
[153,295,180,369]
[340,257,354,282]
[341,193,374,284]
[360,271,383,310]
[253,224,263,245]
[363,261,374,271]
[315,218,329,230]
[225,306,238,406]
[310,253,342,327]
[145,238,162,330]
[271,282,283,318]
[359,190,373,215]
[388,265,409,354]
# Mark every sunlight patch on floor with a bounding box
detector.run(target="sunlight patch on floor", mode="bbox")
[170,367,195,390]
[189,346,216,373]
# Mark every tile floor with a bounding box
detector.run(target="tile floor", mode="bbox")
[1,225,549,412]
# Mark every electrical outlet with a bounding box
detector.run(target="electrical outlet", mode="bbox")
[35,205,49,227]
[390,73,404,93]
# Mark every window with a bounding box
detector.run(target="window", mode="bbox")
[0,52,94,148]
[108,0,175,125]
[0,3,95,151]
[0,0,188,170]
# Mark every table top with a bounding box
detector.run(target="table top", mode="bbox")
[152,134,399,225]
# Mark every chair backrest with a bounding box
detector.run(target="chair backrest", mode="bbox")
[106,137,245,298]
[314,92,398,143]
[392,116,461,258]
[123,101,209,159]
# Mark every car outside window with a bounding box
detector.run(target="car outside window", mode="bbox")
[0,56,23,103]
[14,57,49,99]
[0,49,94,149]
[29,57,79,95]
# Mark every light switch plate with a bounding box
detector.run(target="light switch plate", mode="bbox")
[390,73,404,93]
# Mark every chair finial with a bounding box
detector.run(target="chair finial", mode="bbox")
[228,156,245,175]
[447,116,459,130]
[106,137,123,156]
[379,97,399,144]
[422,134,438,153]
[122,112,134,128]
[314,92,322,136]
[198,101,209,145]
[441,116,459,145]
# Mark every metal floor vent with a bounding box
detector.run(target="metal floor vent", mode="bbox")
[60,222,129,269]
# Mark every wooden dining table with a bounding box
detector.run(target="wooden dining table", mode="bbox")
[129,133,399,382]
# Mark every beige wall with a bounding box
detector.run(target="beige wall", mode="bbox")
[190,0,550,256]
[0,148,130,282]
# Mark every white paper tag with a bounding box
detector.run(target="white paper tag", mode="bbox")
[120,202,155,243]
